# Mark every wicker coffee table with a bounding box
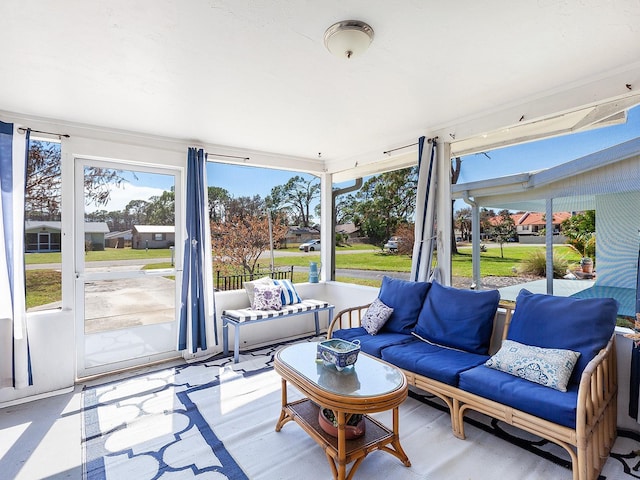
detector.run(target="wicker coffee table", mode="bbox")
[274,342,410,480]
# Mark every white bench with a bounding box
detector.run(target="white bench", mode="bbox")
[222,299,335,363]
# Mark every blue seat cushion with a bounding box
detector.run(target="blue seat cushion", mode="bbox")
[413,282,500,355]
[381,338,489,386]
[459,364,579,429]
[507,289,618,384]
[378,276,431,334]
[332,328,414,358]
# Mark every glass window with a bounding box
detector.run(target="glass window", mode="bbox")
[24,139,62,311]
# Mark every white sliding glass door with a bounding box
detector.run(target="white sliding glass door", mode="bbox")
[75,158,182,377]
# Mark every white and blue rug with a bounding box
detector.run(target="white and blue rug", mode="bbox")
[82,337,640,480]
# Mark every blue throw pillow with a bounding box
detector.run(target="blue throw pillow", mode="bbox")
[378,276,431,334]
[272,279,301,305]
[413,281,500,355]
[507,289,618,385]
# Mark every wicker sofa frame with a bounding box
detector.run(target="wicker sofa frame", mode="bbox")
[327,302,617,480]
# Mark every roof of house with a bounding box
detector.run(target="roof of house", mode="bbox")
[25,221,110,234]
[485,214,523,226]
[517,212,572,226]
[104,230,133,240]
[133,225,176,234]
[335,223,359,235]
[286,226,320,235]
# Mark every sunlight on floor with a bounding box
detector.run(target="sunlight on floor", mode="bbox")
[0,421,31,453]
[219,366,281,416]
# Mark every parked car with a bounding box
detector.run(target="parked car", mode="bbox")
[299,239,321,251]
[384,236,401,252]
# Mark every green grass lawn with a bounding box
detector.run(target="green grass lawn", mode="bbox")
[272,251,411,271]
[25,247,173,264]
[25,244,582,310]
[26,270,61,309]
[454,245,581,276]
[275,245,582,277]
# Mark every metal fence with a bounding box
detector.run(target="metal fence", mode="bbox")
[214,265,294,291]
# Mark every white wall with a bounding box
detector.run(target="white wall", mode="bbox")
[209,282,378,355]
[0,310,75,406]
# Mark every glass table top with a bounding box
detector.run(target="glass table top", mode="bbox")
[277,342,405,398]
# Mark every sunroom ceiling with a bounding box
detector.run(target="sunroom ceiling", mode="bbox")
[1,1,640,178]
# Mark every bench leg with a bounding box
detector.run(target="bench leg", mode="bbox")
[313,312,320,336]
[222,320,229,356]
[233,324,241,363]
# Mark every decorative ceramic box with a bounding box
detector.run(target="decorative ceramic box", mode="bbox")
[317,339,360,371]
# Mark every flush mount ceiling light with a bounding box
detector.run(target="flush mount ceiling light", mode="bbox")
[324,20,374,59]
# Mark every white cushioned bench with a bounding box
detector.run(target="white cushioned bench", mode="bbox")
[222,299,335,363]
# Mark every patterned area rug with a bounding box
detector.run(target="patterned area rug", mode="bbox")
[82,336,640,480]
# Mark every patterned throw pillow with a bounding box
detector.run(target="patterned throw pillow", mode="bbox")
[272,279,302,305]
[361,298,394,335]
[244,276,273,304]
[485,339,581,392]
[252,284,283,311]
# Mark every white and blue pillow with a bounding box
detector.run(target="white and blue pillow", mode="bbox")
[252,284,283,310]
[272,279,302,305]
[485,339,580,392]
[361,298,394,335]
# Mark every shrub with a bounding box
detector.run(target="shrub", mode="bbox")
[519,250,568,278]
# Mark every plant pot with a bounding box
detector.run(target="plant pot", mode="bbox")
[581,257,593,274]
[318,408,366,439]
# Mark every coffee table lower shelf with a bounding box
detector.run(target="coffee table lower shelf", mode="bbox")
[278,398,408,479]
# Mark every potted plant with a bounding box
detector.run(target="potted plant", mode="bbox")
[577,232,595,274]
[580,256,593,274]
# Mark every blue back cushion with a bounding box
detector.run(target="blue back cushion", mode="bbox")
[378,276,431,334]
[413,281,500,355]
[507,289,618,384]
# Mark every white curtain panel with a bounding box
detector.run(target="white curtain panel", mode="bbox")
[0,122,31,389]
[411,138,438,282]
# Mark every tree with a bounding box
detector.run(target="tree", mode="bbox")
[267,176,320,227]
[487,209,516,258]
[124,199,149,227]
[333,194,358,225]
[226,195,265,221]
[561,210,596,258]
[26,140,127,221]
[392,223,415,256]
[454,207,472,242]
[211,213,288,275]
[145,190,175,225]
[343,168,418,246]
[208,186,230,222]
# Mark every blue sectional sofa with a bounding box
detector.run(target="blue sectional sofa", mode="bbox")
[327,277,619,480]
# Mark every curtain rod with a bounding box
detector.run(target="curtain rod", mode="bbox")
[383,142,418,155]
[17,127,70,138]
[383,137,438,155]
[206,152,250,161]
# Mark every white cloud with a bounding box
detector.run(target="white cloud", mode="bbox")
[85,184,168,213]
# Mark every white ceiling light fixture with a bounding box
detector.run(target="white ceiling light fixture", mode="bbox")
[324,20,374,59]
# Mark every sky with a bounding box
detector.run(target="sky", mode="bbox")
[95,105,640,214]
